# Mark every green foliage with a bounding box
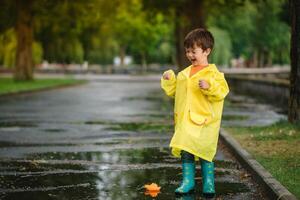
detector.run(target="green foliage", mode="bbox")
[207,1,256,59]
[32,41,43,65]
[111,0,174,65]
[0,0,290,67]
[0,0,16,33]
[129,12,174,64]
[207,0,290,65]
[34,0,96,64]
[0,29,16,68]
[0,29,43,68]
[253,0,290,64]
[209,27,232,66]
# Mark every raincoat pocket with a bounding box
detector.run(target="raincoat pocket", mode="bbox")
[189,110,207,126]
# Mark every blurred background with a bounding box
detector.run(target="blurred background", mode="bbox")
[0,1,299,199]
[0,0,290,75]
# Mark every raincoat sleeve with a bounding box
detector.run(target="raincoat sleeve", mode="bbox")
[161,69,177,98]
[200,72,229,102]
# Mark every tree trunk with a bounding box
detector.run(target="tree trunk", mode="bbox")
[141,52,147,74]
[267,52,272,67]
[175,0,205,71]
[14,0,34,81]
[288,0,300,123]
[119,46,126,69]
[258,50,264,68]
[250,50,258,68]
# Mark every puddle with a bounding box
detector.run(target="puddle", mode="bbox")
[127,113,171,118]
[0,142,17,148]
[124,91,174,112]
[85,121,173,133]
[25,148,174,164]
[0,79,269,199]
[0,121,37,128]
[222,94,286,127]
[20,148,236,169]
[0,166,251,200]
[43,129,65,133]
[222,115,249,121]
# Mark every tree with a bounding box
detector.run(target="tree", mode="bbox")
[206,0,290,68]
[208,27,232,66]
[128,13,172,71]
[111,0,173,69]
[143,0,205,70]
[35,0,99,64]
[252,0,290,67]
[14,0,34,80]
[143,0,262,70]
[288,0,300,123]
[174,0,205,69]
[0,0,97,81]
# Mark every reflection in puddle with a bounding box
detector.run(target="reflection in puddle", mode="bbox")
[0,146,251,199]
[85,120,173,133]
[23,148,236,169]
[0,121,37,128]
[0,165,250,200]
[43,129,65,133]
[222,93,286,127]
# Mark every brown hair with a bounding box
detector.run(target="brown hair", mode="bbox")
[184,28,214,51]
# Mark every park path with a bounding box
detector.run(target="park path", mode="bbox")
[0,75,283,200]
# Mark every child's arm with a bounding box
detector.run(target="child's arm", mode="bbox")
[161,69,177,98]
[199,72,229,101]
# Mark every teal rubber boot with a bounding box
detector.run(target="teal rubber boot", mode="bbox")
[201,160,215,198]
[175,151,195,194]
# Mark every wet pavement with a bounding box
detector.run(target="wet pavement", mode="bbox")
[0,75,284,200]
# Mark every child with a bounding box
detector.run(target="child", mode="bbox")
[161,28,229,198]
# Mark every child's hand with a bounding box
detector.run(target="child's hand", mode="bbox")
[163,72,170,80]
[199,80,210,90]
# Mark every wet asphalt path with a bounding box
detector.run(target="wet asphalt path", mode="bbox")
[0,75,277,200]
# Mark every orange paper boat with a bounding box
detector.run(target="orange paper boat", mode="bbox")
[144,183,161,191]
[144,183,161,197]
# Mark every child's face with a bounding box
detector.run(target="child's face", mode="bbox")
[185,45,211,66]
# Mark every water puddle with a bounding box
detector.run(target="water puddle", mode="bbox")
[0,121,37,128]
[85,120,172,133]
[0,80,269,199]
[43,129,65,133]
[15,148,235,168]
[0,166,251,200]
[222,93,286,127]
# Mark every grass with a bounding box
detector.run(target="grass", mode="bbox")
[225,120,300,198]
[0,77,86,95]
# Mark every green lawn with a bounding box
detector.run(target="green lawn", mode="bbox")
[0,77,86,95]
[225,121,300,198]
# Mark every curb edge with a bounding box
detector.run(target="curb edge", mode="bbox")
[220,128,298,200]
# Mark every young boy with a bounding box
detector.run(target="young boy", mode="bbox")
[161,28,229,198]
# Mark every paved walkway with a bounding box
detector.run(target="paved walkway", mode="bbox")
[0,75,276,199]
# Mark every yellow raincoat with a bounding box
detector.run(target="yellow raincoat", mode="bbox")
[161,64,229,162]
